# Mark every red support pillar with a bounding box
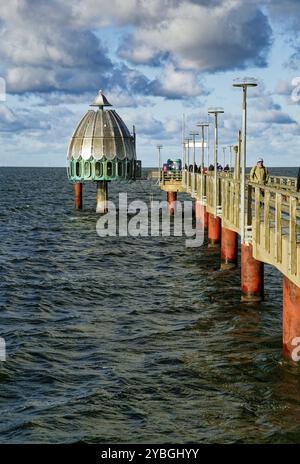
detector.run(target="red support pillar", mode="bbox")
[283,276,300,361]
[241,243,264,302]
[221,227,238,270]
[208,213,221,247]
[195,200,208,230]
[74,183,82,209]
[96,180,108,214]
[167,191,177,216]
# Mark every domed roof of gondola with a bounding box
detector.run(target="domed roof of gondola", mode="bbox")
[67,90,136,162]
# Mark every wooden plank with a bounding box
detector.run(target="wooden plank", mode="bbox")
[230,181,234,224]
[235,182,240,229]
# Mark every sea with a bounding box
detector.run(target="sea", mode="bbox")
[0,166,300,444]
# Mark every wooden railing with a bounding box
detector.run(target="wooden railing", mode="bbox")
[161,170,182,182]
[180,170,300,286]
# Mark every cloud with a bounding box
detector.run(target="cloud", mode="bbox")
[123,111,182,144]
[0,0,274,99]
[0,105,52,132]
[266,0,300,68]
[118,0,272,72]
[253,109,295,125]
[0,1,115,94]
[149,63,209,99]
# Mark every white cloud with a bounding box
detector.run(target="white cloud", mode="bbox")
[118,0,272,72]
[150,63,207,98]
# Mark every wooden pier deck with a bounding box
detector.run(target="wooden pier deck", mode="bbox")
[161,170,300,287]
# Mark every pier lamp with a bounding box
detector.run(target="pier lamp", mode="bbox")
[196,123,209,173]
[197,122,209,201]
[228,145,234,171]
[157,144,163,182]
[184,138,192,187]
[233,77,258,244]
[185,137,192,169]
[190,130,199,195]
[222,146,226,168]
[208,108,224,217]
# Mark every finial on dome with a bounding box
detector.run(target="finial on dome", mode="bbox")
[90,89,112,109]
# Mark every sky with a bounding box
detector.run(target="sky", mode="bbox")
[0,0,300,167]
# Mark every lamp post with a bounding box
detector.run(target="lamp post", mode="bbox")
[228,144,234,172]
[185,138,191,189]
[190,131,199,196]
[207,115,210,168]
[182,113,186,173]
[223,146,226,168]
[196,122,209,201]
[208,108,224,217]
[196,123,209,172]
[233,78,257,244]
[157,144,163,182]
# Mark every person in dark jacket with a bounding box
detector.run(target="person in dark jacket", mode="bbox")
[297,167,300,191]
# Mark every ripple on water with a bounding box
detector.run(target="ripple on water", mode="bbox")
[0,167,300,443]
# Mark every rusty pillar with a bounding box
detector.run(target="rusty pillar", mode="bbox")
[96,180,108,214]
[221,227,238,270]
[74,183,82,209]
[283,276,300,361]
[167,191,177,216]
[241,243,264,302]
[208,213,221,247]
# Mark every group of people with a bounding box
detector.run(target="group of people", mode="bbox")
[208,163,230,172]
[184,163,205,173]
[184,163,231,173]
[183,158,300,191]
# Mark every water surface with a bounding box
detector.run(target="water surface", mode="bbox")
[0,167,300,444]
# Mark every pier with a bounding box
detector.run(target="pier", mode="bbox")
[160,165,300,361]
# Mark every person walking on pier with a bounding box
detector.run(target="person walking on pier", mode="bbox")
[250,158,269,185]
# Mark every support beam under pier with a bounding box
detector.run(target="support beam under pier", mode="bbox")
[167,191,177,216]
[208,213,221,248]
[74,183,83,210]
[283,276,300,361]
[241,243,264,302]
[221,227,238,270]
[96,180,108,214]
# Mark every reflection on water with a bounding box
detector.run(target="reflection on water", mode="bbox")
[0,167,300,444]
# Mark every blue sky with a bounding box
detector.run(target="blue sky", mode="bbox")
[0,0,300,167]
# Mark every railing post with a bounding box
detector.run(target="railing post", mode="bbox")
[275,192,282,263]
[264,189,270,253]
[289,196,297,275]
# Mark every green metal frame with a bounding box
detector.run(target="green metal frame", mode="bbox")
[68,158,142,182]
